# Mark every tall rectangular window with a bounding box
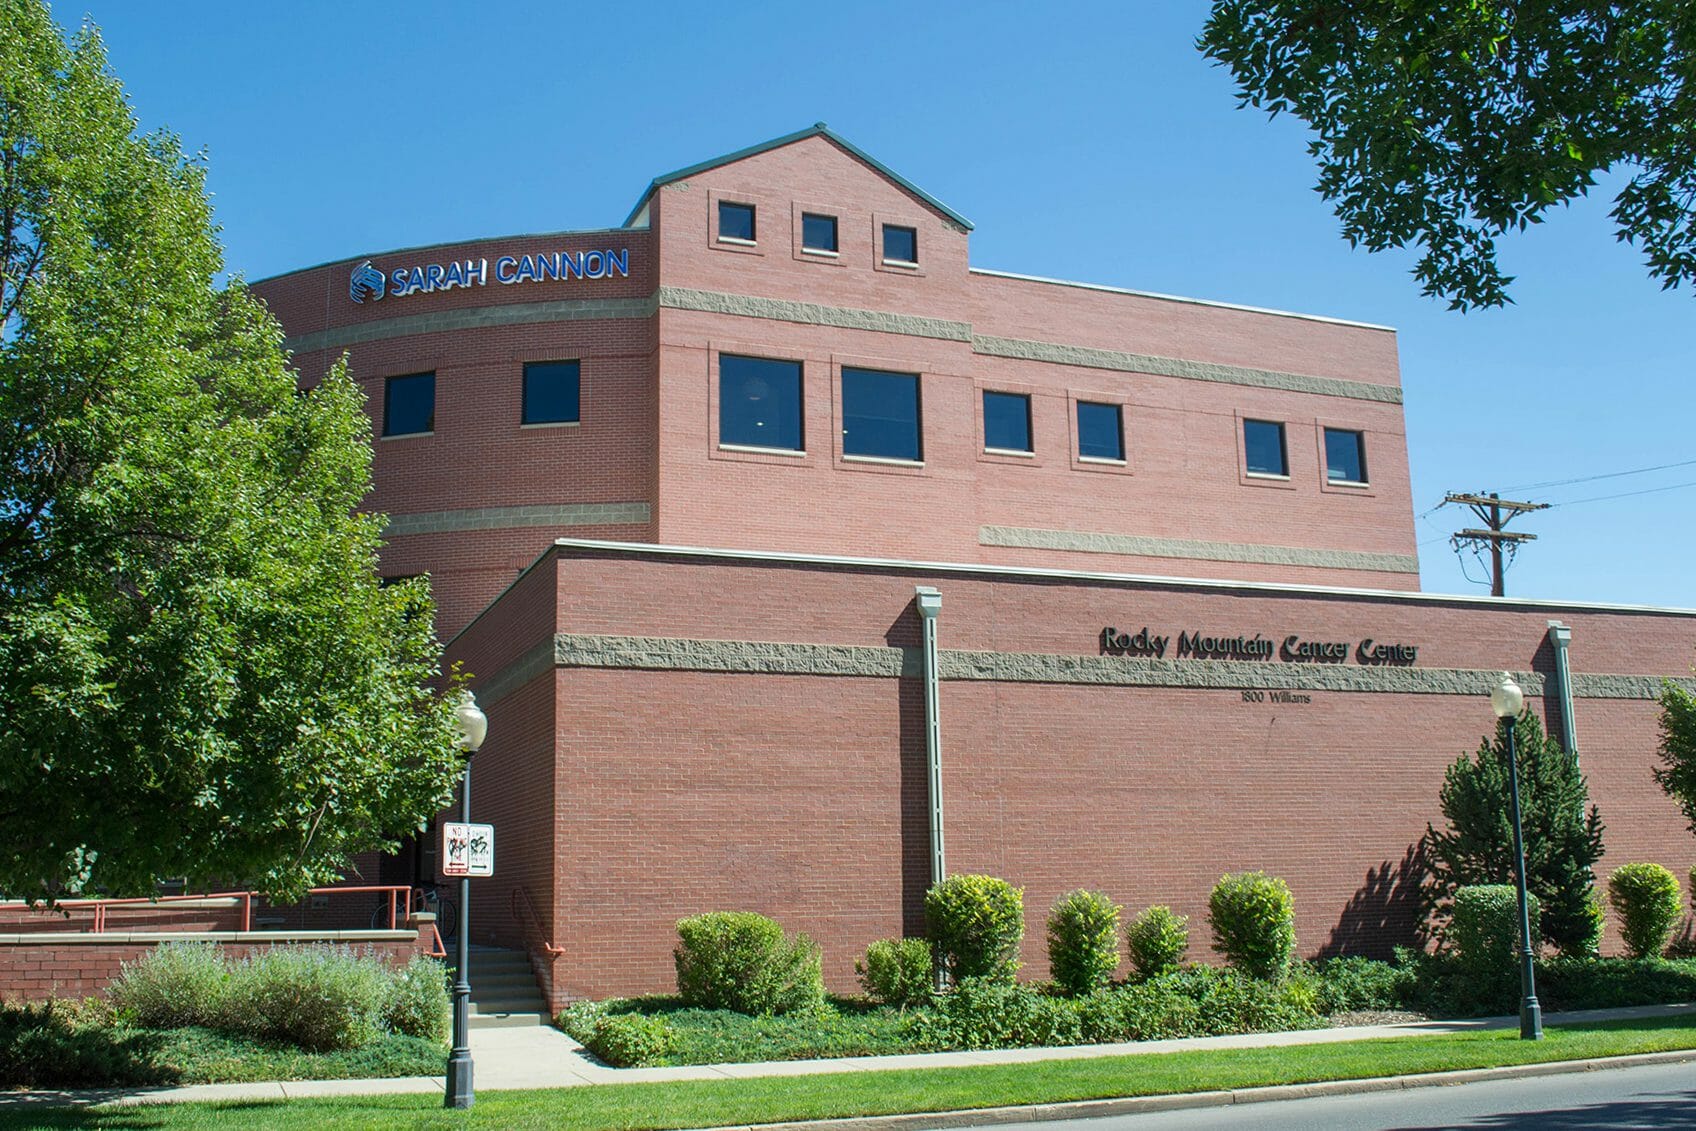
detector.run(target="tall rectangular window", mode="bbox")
[1077,401,1124,461]
[801,213,838,253]
[1243,419,1288,477]
[383,372,435,436]
[1324,427,1368,484]
[982,391,1032,452]
[720,354,803,451]
[522,361,580,425]
[882,224,917,264]
[718,200,755,242]
[842,367,922,461]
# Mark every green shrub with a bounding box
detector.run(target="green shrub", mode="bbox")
[925,874,1025,984]
[1450,884,1540,974]
[1125,906,1189,980]
[674,912,824,1015]
[1608,862,1683,959]
[222,946,391,1051]
[1537,954,1696,1011]
[856,938,934,1007]
[1046,890,1122,996]
[1309,956,1415,1014]
[382,955,450,1044]
[1208,872,1296,979]
[108,942,229,1029]
[582,1013,674,1067]
[917,977,1081,1050]
[1114,977,1205,1040]
[1164,965,1322,1035]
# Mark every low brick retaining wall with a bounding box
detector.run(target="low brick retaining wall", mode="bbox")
[0,919,439,1002]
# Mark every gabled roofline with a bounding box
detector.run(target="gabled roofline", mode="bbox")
[621,123,974,232]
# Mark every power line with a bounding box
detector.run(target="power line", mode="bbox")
[1544,478,1696,509]
[1441,492,1548,597]
[1502,457,1696,493]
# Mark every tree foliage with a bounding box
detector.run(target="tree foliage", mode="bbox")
[0,1,463,902]
[1200,2,1696,310]
[1421,712,1604,955]
[1655,680,1696,834]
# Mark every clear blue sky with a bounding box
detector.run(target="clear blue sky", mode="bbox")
[77,1,1696,609]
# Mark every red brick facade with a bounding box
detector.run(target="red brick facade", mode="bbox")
[242,128,1696,1007]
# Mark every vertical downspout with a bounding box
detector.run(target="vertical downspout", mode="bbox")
[915,587,945,889]
[1546,621,1578,764]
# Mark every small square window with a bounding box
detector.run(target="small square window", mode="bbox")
[1324,427,1368,484]
[718,201,755,243]
[983,391,1032,453]
[523,361,580,425]
[801,213,838,253]
[383,372,435,436]
[720,354,803,451]
[842,367,922,462]
[1243,419,1288,477]
[1077,402,1124,461]
[882,224,917,264]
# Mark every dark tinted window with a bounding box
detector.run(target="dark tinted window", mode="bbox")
[1077,401,1124,461]
[802,213,838,252]
[522,361,580,425]
[720,355,803,451]
[882,224,917,263]
[384,372,435,436]
[842,367,921,461]
[1324,427,1368,483]
[1243,419,1287,476]
[718,201,755,241]
[983,391,1032,452]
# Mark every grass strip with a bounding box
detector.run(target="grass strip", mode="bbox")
[5,1015,1695,1131]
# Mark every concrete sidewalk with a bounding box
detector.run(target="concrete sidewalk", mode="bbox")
[4,1002,1693,1110]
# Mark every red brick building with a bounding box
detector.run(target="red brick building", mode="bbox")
[254,126,1696,1008]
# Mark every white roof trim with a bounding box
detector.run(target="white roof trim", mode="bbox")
[969,267,1395,333]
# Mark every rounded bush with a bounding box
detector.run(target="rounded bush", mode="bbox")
[221,946,390,1051]
[1208,872,1296,980]
[383,955,451,1044]
[856,938,934,1007]
[925,874,1025,984]
[108,942,229,1029]
[674,911,824,1015]
[1125,906,1189,980]
[585,1013,674,1067]
[1046,890,1122,996]
[1608,862,1683,959]
[1450,884,1541,973]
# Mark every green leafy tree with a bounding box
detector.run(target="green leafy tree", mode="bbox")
[1421,713,1605,955]
[0,1,463,902]
[1654,680,1696,834]
[1200,2,1696,310]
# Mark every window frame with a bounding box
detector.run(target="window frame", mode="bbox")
[1322,426,1369,486]
[838,364,924,466]
[1240,417,1290,480]
[1075,400,1126,464]
[881,223,918,265]
[520,359,582,427]
[717,353,805,454]
[800,212,839,255]
[382,371,436,438]
[981,390,1034,455]
[717,199,756,244]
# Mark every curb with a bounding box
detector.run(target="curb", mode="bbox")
[720,1048,1696,1131]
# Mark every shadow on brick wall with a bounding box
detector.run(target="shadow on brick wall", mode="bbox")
[1319,842,1426,959]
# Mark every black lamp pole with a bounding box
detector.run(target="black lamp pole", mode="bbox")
[1493,673,1542,1041]
[445,691,487,1108]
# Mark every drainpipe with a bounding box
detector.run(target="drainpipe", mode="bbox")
[1546,621,1578,764]
[915,587,945,890]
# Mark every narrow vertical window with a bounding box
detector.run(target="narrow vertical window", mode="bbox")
[383,372,435,436]
[522,361,581,425]
[1076,402,1124,461]
[1243,419,1288,477]
[982,391,1033,453]
[842,367,922,461]
[1324,428,1368,484]
[720,355,803,451]
[718,201,756,243]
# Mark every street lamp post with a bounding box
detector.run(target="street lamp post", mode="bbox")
[1490,672,1542,1041]
[445,690,488,1109]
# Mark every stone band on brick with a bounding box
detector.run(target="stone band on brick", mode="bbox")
[980,525,1421,575]
[382,502,651,538]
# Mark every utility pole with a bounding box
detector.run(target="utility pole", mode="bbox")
[1444,492,1549,597]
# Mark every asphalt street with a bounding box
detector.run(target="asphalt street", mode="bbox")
[988,1060,1696,1130]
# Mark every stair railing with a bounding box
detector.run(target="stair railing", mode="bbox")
[509,884,566,959]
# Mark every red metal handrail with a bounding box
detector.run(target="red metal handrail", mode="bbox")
[510,884,566,958]
[2,885,415,933]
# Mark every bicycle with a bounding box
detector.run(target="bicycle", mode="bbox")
[372,884,458,943]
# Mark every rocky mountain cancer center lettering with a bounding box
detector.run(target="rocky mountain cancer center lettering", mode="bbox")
[1099,626,1417,666]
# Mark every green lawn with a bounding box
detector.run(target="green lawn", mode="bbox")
[4,1015,1695,1130]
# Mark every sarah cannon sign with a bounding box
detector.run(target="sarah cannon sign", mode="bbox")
[349,247,631,303]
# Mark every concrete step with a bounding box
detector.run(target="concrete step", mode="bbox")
[470,994,548,1012]
[469,1010,550,1029]
[468,971,540,990]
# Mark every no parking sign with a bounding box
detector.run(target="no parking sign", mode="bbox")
[442,822,494,877]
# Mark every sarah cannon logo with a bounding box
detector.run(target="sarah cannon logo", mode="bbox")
[349,260,386,304]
